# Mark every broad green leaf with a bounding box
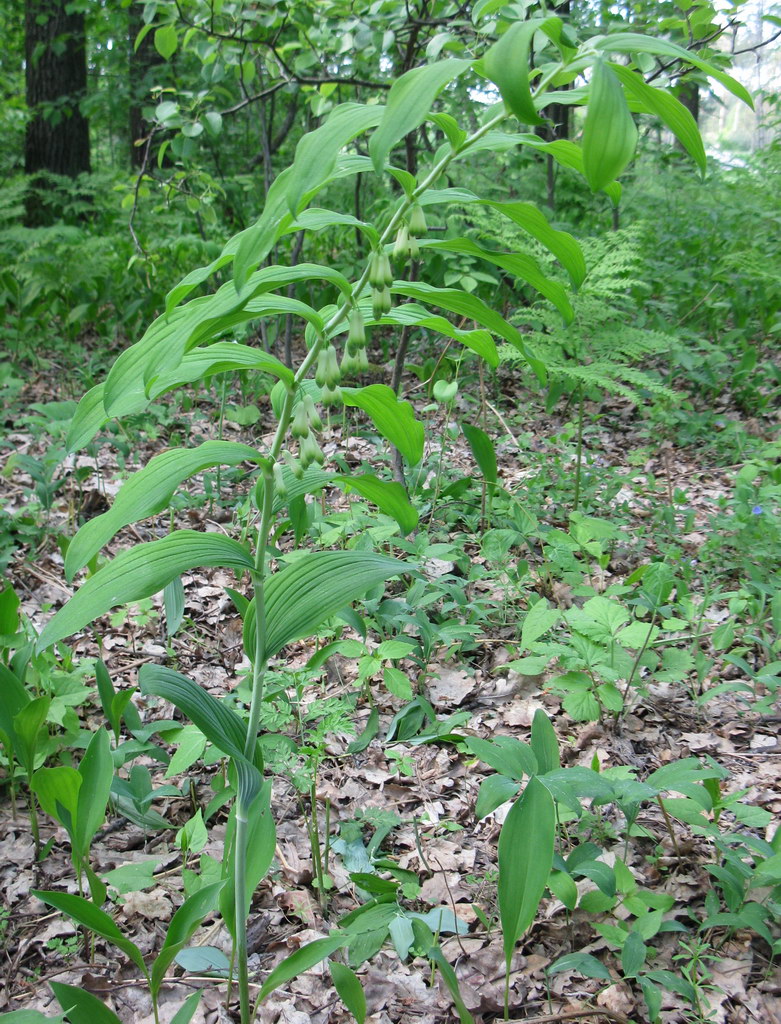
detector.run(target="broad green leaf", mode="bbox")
[483,19,554,125]
[475,774,520,818]
[530,710,559,775]
[484,201,586,287]
[462,424,497,485]
[392,281,546,378]
[334,474,418,534]
[50,982,122,1024]
[139,665,249,762]
[521,600,559,648]
[341,385,424,464]
[515,136,622,204]
[329,961,366,1024]
[418,239,573,323]
[103,265,349,419]
[464,735,537,781]
[594,33,754,108]
[235,103,383,287]
[582,60,638,192]
[13,697,51,776]
[608,63,705,176]
[498,777,555,972]
[290,207,379,249]
[258,934,349,1001]
[621,930,647,978]
[65,442,264,579]
[33,890,146,973]
[375,303,498,366]
[164,576,185,637]
[547,951,611,980]
[150,342,294,395]
[66,383,108,453]
[0,584,20,634]
[154,23,177,60]
[38,532,253,650]
[75,729,113,858]
[0,663,29,755]
[32,766,81,829]
[369,60,471,171]
[151,880,225,998]
[245,551,406,660]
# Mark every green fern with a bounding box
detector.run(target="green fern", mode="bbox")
[498,224,678,407]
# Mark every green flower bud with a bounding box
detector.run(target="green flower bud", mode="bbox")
[356,346,369,372]
[340,349,361,376]
[408,234,420,260]
[272,462,287,498]
[284,451,304,479]
[315,346,330,387]
[300,433,324,469]
[379,250,393,287]
[303,394,323,433]
[368,252,384,289]
[291,402,310,440]
[408,203,427,237]
[321,383,342,408]
[393,224,410,262]
[348,308,366,348]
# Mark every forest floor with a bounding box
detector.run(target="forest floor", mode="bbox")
[1,355,780,1024]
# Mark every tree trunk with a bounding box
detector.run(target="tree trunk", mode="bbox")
[128,2,163,167]
[25,0,90,178]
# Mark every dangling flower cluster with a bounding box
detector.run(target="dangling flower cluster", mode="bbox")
[393,202,427,264]
[340,307,369,377]
[315,343,342,407]
[290,393,325,469]
[369,248,393,320]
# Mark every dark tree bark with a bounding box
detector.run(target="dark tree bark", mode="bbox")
[24,0,90,179]
[128,1,163,167]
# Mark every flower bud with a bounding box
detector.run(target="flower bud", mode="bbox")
[379,250,393,286]
[284,451,304,479]
[340,349,361,377]
[408,203,427,237]
[368,252,384,289]
[272,462,287,498]
[303,394,323,433]
[408,234,420,260]
[300,433,324,469]
[393,224,410,262]
[356,347,369,372]
[321,383,342,408]
[291,403,310,440]
[347,308,366,349]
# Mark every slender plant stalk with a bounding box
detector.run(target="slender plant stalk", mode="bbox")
[573,386,585,513]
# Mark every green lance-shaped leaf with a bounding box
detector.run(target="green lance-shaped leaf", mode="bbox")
[369,59,472,172]
[290,207,380,249]
[38,531,254,650]
[257,933,350,1002]
[329,961,367,1024]
[74,728,113,860]
[66,382,107,454]
[483,201,586,288]
[462,424,497,487]
[32,890,147,973]
[530,709,560,776]
[391,281,546,379]
[0,663,29,758]
[102,265,350,421]
[418,238,573,322]
[235,103,383,288]
[594,32,754,109]
[50,982,122,1024]
[13,696,51,778]
[150,342,295,396]
[373,301,498,366]
[150,880,225,999]
[32,766,81,830]
[582,60,638,192]
[483,18,557,125]
[498,777,555,975]
[464,735,537,781]
[515,136,622,205]
[428,945,475,1024]
[65,442,264,580]
[333,474,419,535]
[244,551,407,661]
[607,63,705,176]
[139,664,250,763]
[220,779,276,937]
[341,385,424,465]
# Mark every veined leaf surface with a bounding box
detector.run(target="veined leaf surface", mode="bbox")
[582,60,638,192]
